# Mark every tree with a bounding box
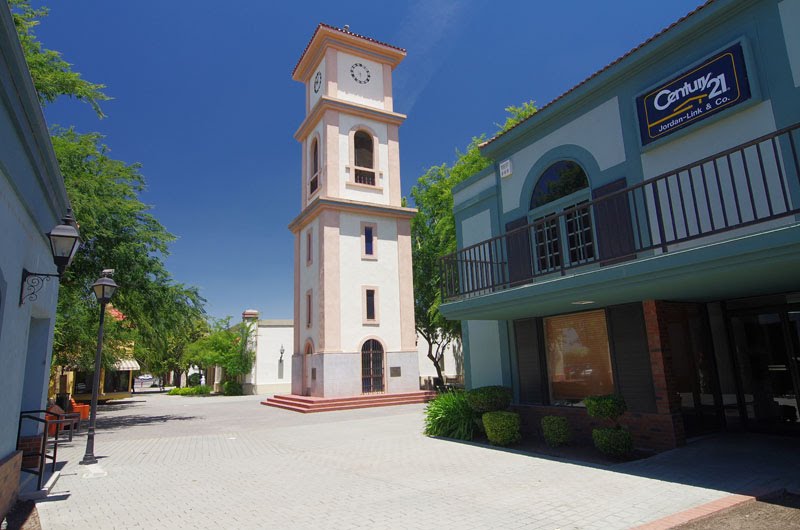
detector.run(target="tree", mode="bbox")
[9,0,109,117]
[186,319,254,384]
[411,102,538,382]
[10,0,206,373]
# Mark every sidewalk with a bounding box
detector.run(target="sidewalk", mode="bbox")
[34,394,800,529]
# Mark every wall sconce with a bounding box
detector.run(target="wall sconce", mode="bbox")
[19,211,81,305]
[279,345,285,362]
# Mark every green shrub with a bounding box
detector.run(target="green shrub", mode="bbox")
[222,381,243,396]
[541,416,571,447]
[482,411,521,446]
[167,385,211,396]
[592,427,633,457]
[424,391,475,440]
[187,373,201,387]
[584,395,627,421]
[466,386,512,414]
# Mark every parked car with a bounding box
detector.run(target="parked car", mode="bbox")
[138,374,153,381]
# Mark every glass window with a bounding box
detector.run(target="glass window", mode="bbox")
[364,226,374,255]
[306,230,312,265]
[366,289,376,321]
[530,161,589,210]
[309,139,319,195]
[544,310,614,403]
[306,292,312,327]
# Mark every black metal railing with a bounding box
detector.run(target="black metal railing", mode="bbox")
[442,123,800,301]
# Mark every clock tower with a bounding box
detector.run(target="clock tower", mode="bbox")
[287,24,419,398]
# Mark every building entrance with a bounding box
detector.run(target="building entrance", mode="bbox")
[361,339,384,394]
[729,310,800,432]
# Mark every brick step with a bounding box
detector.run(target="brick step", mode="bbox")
[262,397,432,413]
[261,391,437,413]
[267,391,437,407]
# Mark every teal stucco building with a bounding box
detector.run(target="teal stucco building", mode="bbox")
[440,0,800,451]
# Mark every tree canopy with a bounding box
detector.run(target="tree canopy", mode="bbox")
[9,0,109,117]
[10,0,205,374]
[410,102,538,381]
[185,319,254,383]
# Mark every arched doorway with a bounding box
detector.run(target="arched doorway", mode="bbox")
[361,339,384,394]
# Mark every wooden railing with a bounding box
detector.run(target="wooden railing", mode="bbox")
[442,123,800,301]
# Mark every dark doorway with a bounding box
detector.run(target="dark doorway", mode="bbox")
[666,304,724,437]
[729,310,800,432]
[361,339,384,394]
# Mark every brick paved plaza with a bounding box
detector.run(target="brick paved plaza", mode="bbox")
[35,394,800,529]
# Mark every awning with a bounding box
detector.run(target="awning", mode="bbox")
[113,359,141,371]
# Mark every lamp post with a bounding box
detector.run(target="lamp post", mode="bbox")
[19,211,81,305]
[80,270,118,466]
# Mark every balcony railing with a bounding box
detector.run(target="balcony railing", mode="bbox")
[441,123,800,301]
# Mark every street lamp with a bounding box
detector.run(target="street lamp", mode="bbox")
[19,211,81,305]
[80,269,118,466]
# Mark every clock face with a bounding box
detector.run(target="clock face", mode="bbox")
[350,63,371,84]
[313,71,322,93]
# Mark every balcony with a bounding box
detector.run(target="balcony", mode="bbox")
[442,124,800,303]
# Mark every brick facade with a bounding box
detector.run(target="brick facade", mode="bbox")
[0,451,22,521]
[516,299,694,453]
[17,435,43,470]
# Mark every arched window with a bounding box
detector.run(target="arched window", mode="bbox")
[361,338,384,393]
[309,138,319,195]
[530,161,589,210]
[353,130,375,186]
[529,161,594,272]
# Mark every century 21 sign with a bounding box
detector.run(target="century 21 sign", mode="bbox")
[636,43,751,145]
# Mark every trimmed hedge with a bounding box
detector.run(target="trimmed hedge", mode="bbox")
[482,411,521,446]
[592,427,633,457]
[584,395,627,421]
[466,386,512,414]
[424,391,475,440]
[167,385,211,396]
[222,381,243,396]
[187,373,201,387]
[541,416,571,447]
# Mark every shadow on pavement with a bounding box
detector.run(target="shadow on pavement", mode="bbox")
[95,414,198,431]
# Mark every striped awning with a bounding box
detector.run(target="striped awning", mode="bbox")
[113,359,141,371]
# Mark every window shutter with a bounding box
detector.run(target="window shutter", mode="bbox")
[505,217,533,286]
[592,178,636,264]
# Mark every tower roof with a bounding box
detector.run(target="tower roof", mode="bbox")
[293,23,406,82]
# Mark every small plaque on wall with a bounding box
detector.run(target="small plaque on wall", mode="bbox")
[390,367,401,377]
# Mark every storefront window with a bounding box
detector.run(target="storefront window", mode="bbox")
[544,310,614,404]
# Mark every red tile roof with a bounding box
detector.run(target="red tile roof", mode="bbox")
[481,0,715,149]
[293,23,406,77]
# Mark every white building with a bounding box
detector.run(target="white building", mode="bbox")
[287,24,419,398]
[240,310,293,395]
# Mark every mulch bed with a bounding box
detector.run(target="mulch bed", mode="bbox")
[470,432,650,466]
[675,491,800,530]
[2,500,41,530]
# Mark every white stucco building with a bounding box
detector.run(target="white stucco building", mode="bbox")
[240,310,293,395]
[286,24,419,398]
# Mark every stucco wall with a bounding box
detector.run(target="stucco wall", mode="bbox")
[337,114,390,204]
[463,321,503,388]
[336,51,385,109]
[0,2,69,481]
[338,213,401,353]
[252,322,294,395]
[298,217,319,353]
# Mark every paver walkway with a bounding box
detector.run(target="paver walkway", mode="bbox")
[35,394,800,529]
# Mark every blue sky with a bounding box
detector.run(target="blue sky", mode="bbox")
[36,0,703,321]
